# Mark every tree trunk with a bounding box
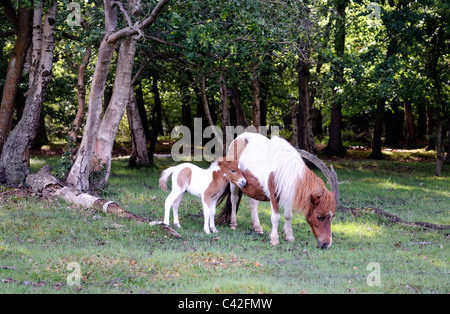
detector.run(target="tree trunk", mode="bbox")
[219,71,230,130]
[127,87,150,167]
[297,55,316,154]
[369,101,384,159]
[0,1,56,186]
[251,67,261,132]
[434,120,444,176]
[135,82,150,139]
[69,46,92,143]
[231,84,248,128]
[324,0,347,156]
[200,74,222,146]
[425,105,435,150]
[291,99,299,148]
[66,0,118,191]
[444,119,450,164]
[66,0,170,191]
[148,74,163,165]
[384,102,404,148]
[92,35,138,187]
[404,102,416,148]
[0,2,32,154]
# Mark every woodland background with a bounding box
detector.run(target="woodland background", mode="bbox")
[0,0,449,190]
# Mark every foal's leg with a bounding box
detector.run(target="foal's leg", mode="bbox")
[208,201,219,233]
[283,206,295,242]
[164,189,183,226]
[172,194,184,228]
[229,184,239,229]
[249,198,263,234]
[201,200,211,234]
[269,200,281,246]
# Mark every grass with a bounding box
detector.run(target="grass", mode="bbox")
[0,153,448,294]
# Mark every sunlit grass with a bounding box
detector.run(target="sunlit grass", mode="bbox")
[0,154,447,293]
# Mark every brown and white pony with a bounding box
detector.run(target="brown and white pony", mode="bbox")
[220,132,336,249]
[159,160,247,234]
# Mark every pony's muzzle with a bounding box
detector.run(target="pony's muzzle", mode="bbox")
[238,179,247,188]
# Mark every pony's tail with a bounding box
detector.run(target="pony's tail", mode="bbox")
[159,166,175,192]
[216,184,243,225]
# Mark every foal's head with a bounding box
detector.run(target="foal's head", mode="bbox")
[217,160,247,188]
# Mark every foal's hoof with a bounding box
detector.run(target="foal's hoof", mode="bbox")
[229,224,237,230]
[285,235,295,243]
[174,223,181,229]
[212,228,219,233]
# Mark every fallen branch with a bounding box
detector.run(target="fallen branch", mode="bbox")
[0,265,16,270]
[340,206,450,231]
[25,165,182,238]
[297,149,340,207]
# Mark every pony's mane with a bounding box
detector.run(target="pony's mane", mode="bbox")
[293,168,333,217]
[270,136,334,217]
[270,136,306,210]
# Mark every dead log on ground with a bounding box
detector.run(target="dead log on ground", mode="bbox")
[25,165,181,238]
[340,206,450,231]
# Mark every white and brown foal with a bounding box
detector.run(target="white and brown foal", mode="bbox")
[159,160,247,234]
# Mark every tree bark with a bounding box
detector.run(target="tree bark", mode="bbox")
[67,0,170,191]
[324,0,347,156]
[69,46,92,144]
[127,87,150,167]
[0,1,32,154]
[92,35,138,187]
[231,84,248,128]
[404,102,416,148]
[148,74,163,166]
[251,67,261,132]
[0,1,56,186]
[434,120,444,176]
[219,71,230,130]
[297,54,317,154]
[384,102,404,148]
[66,0,118,191]
[369,101,385,159]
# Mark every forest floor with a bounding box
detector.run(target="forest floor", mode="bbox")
[0,143,448,294]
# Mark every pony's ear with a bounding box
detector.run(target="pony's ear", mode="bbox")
[311,194,321,207]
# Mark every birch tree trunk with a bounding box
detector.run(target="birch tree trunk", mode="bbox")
[69,45,92,144]
[0,1,56,186]
[92,35,138,187]
[66,0,118,191]
[66,0,170,191]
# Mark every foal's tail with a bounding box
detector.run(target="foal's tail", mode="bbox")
[216,184,243,225]
[159,166,175,192]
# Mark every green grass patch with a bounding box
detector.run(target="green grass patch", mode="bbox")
[0,156,448,293]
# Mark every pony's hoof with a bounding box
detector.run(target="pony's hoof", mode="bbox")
[230,224,237,230]
[212,228,219,233]
[253,226,264,234]
[270,239,280,246]
[174,223,181,229]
